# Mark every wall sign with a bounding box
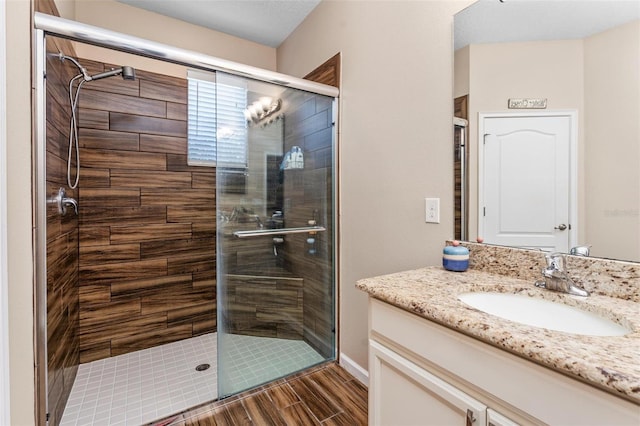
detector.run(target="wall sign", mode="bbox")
[508,98,547,109]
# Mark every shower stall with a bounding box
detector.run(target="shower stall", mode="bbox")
[34,13,337,426]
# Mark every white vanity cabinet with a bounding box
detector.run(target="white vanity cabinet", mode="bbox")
[370,340,490,425]
[368,298,640,426]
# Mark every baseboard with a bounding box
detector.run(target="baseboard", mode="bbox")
[339,352,368,387]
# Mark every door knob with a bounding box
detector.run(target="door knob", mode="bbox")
[554,224,567,231]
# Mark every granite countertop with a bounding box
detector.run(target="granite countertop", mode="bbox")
[356,267,640,403]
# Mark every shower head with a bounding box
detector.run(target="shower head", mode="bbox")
[87,66,136,81]
[58,52,136,82]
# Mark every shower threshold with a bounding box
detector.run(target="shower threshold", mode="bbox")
[60,333,323,426]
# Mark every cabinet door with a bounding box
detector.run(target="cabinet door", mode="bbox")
[370,340,487,426]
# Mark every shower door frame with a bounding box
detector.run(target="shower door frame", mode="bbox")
[33,14,339,425]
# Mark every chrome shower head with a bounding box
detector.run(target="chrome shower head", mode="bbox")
[87,66,136,81]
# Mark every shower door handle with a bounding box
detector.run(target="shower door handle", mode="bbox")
[233,226,326,238]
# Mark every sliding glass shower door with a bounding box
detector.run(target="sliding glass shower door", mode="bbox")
[215,72,336,397]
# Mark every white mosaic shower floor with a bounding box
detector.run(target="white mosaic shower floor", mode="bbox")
[60,333,324,426]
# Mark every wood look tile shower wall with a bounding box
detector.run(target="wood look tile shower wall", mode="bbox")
[45,35,82,426]
[281,92,335,357]
[77,63,217,363]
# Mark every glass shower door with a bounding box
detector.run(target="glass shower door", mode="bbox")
[216,72,336,398]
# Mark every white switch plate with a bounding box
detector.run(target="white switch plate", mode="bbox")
[425,198,440,223]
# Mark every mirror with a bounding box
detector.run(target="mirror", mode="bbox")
[454,0,640,262]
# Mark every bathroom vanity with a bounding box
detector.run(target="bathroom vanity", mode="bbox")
[357,244,640,425]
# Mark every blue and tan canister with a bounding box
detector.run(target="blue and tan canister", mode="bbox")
[443,241,469,272]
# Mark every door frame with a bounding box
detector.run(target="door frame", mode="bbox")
[477,111,578,250]
[0,0,10,423]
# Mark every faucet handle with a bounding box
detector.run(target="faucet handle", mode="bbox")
[545,252,566,270]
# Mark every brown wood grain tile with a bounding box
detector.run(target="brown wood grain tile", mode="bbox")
[78,108,109,130]
[79,187,140,207]
[111,274,193,297]
[110,112,186,138]
[192,317,217,335]
[79,258,167,285]
[79,226,110,247]
[79,284,111,304]
[79,206,167,226]
[141,237,214,259]
[79,128,139,151]
[167,253,215,275]
[80,148,167,170]
[140,286,213,315]
[161,364,366,426]
[288,375,341,422]
[321,412,363,426]
[135,69,188,88]
[79,299,141,327]
[83,76,140,98]
[192,269,216,288]
[111,169,192,188]
[71,63,215,363]
[80,168,110,187]
[167,102,187,120]
[79,341,111,364]
[79,243,140,265]
[280,402,322,425]
[141,188,215,206]
[166,206,216,223]
[110,223,192,244]
[80,313,168,345]
[166,301,215,326]
[192,172,216,189]
[140,79,187,104]
[266,383,300,410]
[139,134,186,155]
[242,392,287,426]
[80,89,166,118]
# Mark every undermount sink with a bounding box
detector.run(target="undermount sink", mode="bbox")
[458,292,630,336]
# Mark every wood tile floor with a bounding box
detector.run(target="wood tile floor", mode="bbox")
[150,362,368,425]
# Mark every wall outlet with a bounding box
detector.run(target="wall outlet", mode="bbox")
[425,198,440,223]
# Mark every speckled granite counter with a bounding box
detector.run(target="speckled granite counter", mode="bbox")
[356,266,640,404]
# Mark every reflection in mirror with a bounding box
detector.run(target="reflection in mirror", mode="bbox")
[453,0,640,262]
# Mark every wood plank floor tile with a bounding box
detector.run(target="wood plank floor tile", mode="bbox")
[279,402,321,426]
[242,392,287,426]
[288,375,341,422]
[266,384,300,410]
[151,363,367,426]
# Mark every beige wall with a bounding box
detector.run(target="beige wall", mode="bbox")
[6,0,36,424]
[462,40,585,241]
[70,0,277,78]
[584,20,640,260]
[454,45,469,99]
[277,0,469,372]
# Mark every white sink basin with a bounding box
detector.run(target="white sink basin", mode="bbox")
[458,292,630,336]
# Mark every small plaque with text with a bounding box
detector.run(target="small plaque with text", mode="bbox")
[508,98,547,109]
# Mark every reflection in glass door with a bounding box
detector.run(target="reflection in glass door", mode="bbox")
[216,72,336,398]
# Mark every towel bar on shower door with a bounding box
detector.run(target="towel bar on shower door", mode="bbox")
[233,226,326,238]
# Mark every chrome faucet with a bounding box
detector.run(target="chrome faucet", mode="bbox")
[535,252,589,297]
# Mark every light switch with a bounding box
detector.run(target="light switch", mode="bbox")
[425,198,440,223]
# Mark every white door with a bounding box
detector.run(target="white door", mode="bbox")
[480,113,575,253]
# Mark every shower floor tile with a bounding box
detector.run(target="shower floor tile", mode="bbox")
[60,333,324,426]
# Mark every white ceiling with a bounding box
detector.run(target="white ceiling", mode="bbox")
[115,0,639,50]
[116,0,322,48]
[455,0,640,50]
